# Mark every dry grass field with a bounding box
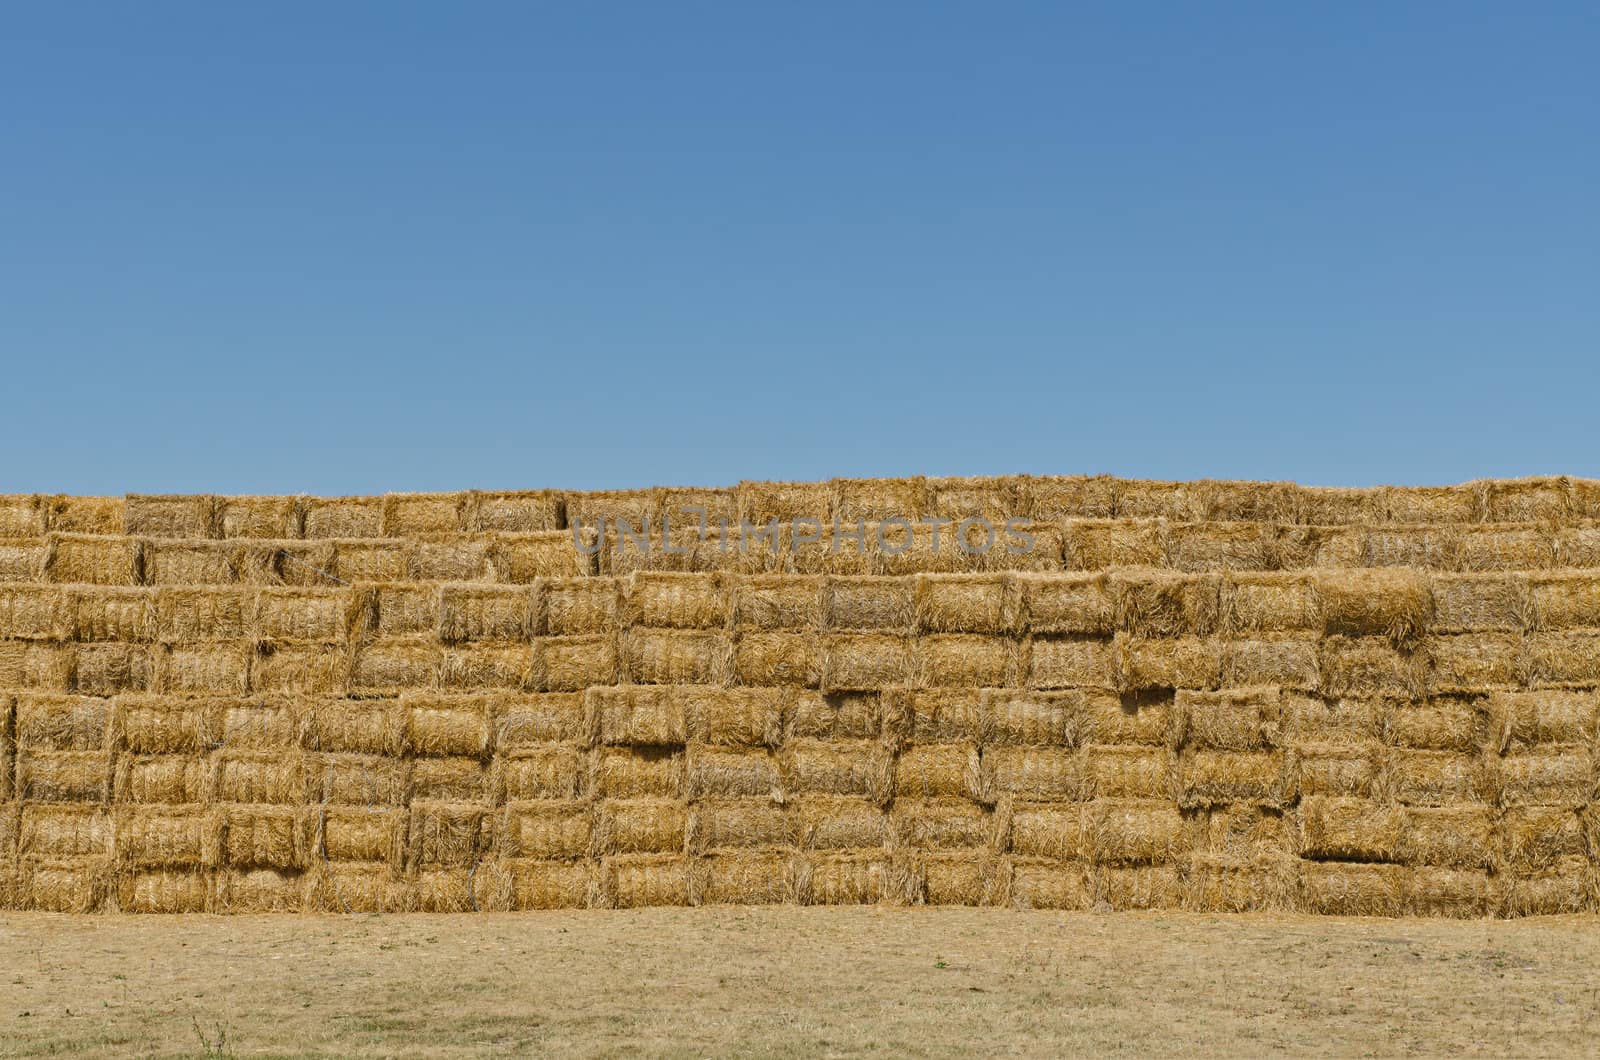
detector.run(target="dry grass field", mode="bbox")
[3,909,1598,1057]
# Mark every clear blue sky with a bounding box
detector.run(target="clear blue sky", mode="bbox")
[3,3,1595,494]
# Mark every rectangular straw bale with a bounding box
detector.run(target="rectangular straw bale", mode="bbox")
[1489,689,1597,752]
[795,852,887,905]
[1294,743,1386,799]
[214,496,302,539]
[1500,806,1588,874]
[1222,635,1321,690]
[406,802,486,868]
[218,806,309,870]
[17,749,110,801]
[1426,633,1526,692]
[587,685,687,746]
[1028,635,1117,690]
[625,572,728,630]
[732,575,820,630]
[1481,478,1573,523]
[684,687,785,748]
[1387,750,1492,806]
[1221,573,1319,633]
[43,496,122,536]
[986,746,1089,801]
[894,743,981,801]
[789,690,881,740]
[1319,637,1426,699]
[1378,484,1477,524]
[67,642,152,695]
[1316,569,1433,646]
[1187,854,1297,913]
[1529,572,1600,629]
[300,698,403,755]
[15,693,109,750]
[686,798,793,852]
[1362,526,1460,570]
[46,534,141,585]
[1165,522,1280,572]
[984,689,1085,747]
[305,753,408,806]
[823,576,914,631]
[382,493,467,536]
[1006,856,1092,910]
[113,807,217,869]
[692,850,795,905]
[564,489,660,533]
[686,746,780,799]
[1015,475,1116,521]
[159,643,250,693]
[19,804,112,859]
[152,589,249,645]
[603,853,688,907]
[1431,574,1529,633]
[794,796,889,850]
[1116,635,1223,692]
[330,540,409,583]
[1016,573,1114,636]
[499,800,591,859]
[504,859,596,910]
[1087,745,1173,799]
[119,870,211,913]
[1457,526,1554,572]
[1089,798,1189,866]
[1008,802,1090,860]
[1287,526,1365,568]
[980,521,1064,573]
[782,739,892,804]
[492,532,590,582]
[1401,806,1495,870]
[1195,805,1289,862]
[406,868,487,913]
[1299,861,1408,916]
[914,574,1015,634]
[1114,479,1202,521]
[250,588,353,643]
[1202,480,1303,523]
[657,486,737,529]
[0,495,46,538]
[244,541,341,587]
[301,497,383,540]
[1175,687,1282,751]
[737,481,832,527]
[622,628,729,685]
[213,868,304,913]
[1526,631,1600,687]
[66,587,153,642]
[469,491,564,533]
[541,578,618,636]
[917,852,1005,906]
[1388,697,1487,752]
[1503,857,1593,917]
[1554,525,1600,567]
[1295,796,1403,862]
[594,798,687,855]
[402,694,492,757]
[732,630,819,688]
[211,749,304,804]
[1178,750,1289,809]
[439,643,529,691]
[0,540,48,582]
[1112,571,1220,637]
[316,810,403,871]
[251,642,348,694]
[0,640,71,692]
[1496,747,1594,808]
[821,633,910,691]
[498,745,588,801]
[496,693,586,747]
[125,494,215,539]
[1062,520,1164,572]
[1082,690,1174,747]
[207,695,301,749]
[914,634,1019,688]
[114,755,208,803]
[1097,864,1185,911]
[927,476,1019,523]
[830,477,928,524]
[529,634,617,691]
[409,756,489,802]
[303,862,410,913]
[22,858,113,912]
[592,746,684,798]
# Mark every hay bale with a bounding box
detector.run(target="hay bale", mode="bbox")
[498,800,591,859]
[1221,573,1319,632]
[410,756,489,802]
[0,494,46,539]
[781,739,892,805]
[114,755,208,803]
[1319,636,1426,699]
[17,749,110,801]
[829,477,929,525]
[1457,526,1555,572]
[690,850,795,905]
[1360,525,1458,569]
[315,805,405,863]
[983,689,1084,747]
[1008,802,1090,860]
[497,746,588,802]
[731,575,821,630]
[918,852,1005,906]
[402,694,492,757]
[1087,745,1173,799]
[298,497,382,539]
[218,806,309,870]
[1388,750,1491,806]
[1481,478,1573,523]
[212,749,303,804]
[1116,635,1223,692]
[125,494,216,539]
[1527,631,1600,688]
[1175,687,1281,751]
[15,692,109,750]
[19,804,112,859]
[213,868,304,913]
[1299,861,1408,916]
[593,798,687,855]
[927,476,1019,523]
[1406,867,1499,917]
[1223,632,1325,690]
[0,540,48,582]
[1112,480,1198,521]
[158,643,250,694]
[251,642,348,694]
[603,853,689,907]
[893,744,982,801]
[1083,690,1174,746]
[1497,748,1594,809]
[406,802,486,868]
[1295,796,1403,862]
[1379,485,1477,524]
[733,631,819,687]
[493,531,592,581]
[794,796,889,850]
[536,578,616,636]
[914,574,1016,634]
[823,576,915,631]
[214,495,302,539]
[1287,526,1365,568]
[980,522,1064,573]
[1503,856,1593,917]
[622,628,730,686]
[1007,856,1093,910]
[143,540,245,586]
[592,746,684,797]
[686,798,793,853]
[305,752,408,806]
[0,640,71,692]
[624,572,728,631]
[1016,573,1114,636]
[1489,689,1597,751]
[1112,571,1220,637]
[496,692,586,747]
[433,585,532,644]
[114,808,216,868]
[303,861,411,913]
[300,698,402,755]
[1016,475,1116,521]
[1554,526,1600,567]
[23,857,114,912]
[790,690,882,740]
[914,634,1019,688]
[1388,696,1486,752]
[1088,798,1188,865]
[1186,853,1297,913]
[685,746,781,799]
[532,634,618,692]
[330,540,410,583]
[67,586,154,642]
[1196,480,1301,523]
[1165,522,1280,573]
[1401,806,1495,870]
[986,746,1089,801]
[1097,864,1185,911]
[1529,573,1600,630]
[1316,569,1432,646]
[1196,805,1288,860]
[43,496,122,536]
[119,870,211,913]
[795,851,887,905]
[1294,743,1387,799]
[736,480,832,527]
[501,859,597,910]
[681,687,785,748]
[587,685,686,746]
[1426,633,1526,693]
[439,643,530,691]
[68,642,152,695]
[250,587,354,643]
[379,493,466,537]
[1028,635,1118,690]
[821,634,910,691]
[1178,751,1288,809]
[1501,806,1588,874]
[467,490,563,533]
[1431,574,1530,633]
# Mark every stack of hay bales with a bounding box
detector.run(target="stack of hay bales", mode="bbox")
[0,478,1597,914]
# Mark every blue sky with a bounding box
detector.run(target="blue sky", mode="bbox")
[2,3,1596,493]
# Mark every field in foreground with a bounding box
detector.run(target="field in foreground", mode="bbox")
[2,910,1597,1058]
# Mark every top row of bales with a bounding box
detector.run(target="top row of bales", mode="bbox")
[5,477,1600,541]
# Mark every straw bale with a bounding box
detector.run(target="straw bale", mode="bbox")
[251,642,348,694]
[1529,573,1600,630]
[1457,526,1554,572]
[829,477,928,525]
[110,696,205,754]
[1316,569,1432,646]
[0,599,51,657]
[979,522,1064,574]
[1220,573,1319,634]
[1195,805,1289,861]
[1283,693,1383,744]
[622,628,730,686]
[151,589,248,645]
[1087,746,1173,799]
[821,633,910,691]
[125,494,216,539]
[1003,856,1091,910]
[796,852,888,905]
[1109,480,1196,521]
[112,807,215,868]
[1007,802,1090,860]
[378,493,465,537]
[822,576,914,632]
[1489,689,1597,751]
[731,575,820,630]
[143,540,242,585]
[591,747,684,797]
[1089,799,1189,866]
[1165,522,1280,573]
[23,858,114,912]
[1058,520,1156,571]
[305,753,408,806]
[1029,635,1117,690]
[1295,796,1403,862]
[733,631,821,689]
[684,745,779,799]
[593,798,686,855]
[298,497,381,540]
[1497,747,1594,809]
[691,850,795,905]
[242,541,341,587]
[1400,806,1495,870]
[119,870,211,913]
[407,802,487,868]
[914,852,1004,906]
[214,692,304,748]
[1377,485,1477,524]
[985,746,1088,802]
[69,642,152,694]
[679,688,783,749]
[538,579,617,637]
[1362,526,1460,570]
[1388,696,1486,752]
[0,495,46,539]
[496,693,586,747]
[495,746,585,802]
[737,480,833,527]
[0,540,47,582]
[625,572,728,630]
[1206,480,1304,523]
[1294,743,1387,798]
[212,749,304,804]
[114,755,208,803]
[532,634,618,691]
[893,743,981,801]
[1175,687,1282,751]
[401,694,490,759]
[911,634,1016,688]
[214,868,305,913]
[1112,571,1220,637]
[1430,574,1529,633]
[1286,526,1365,568]
[794,796,889,850]
[1387,750,1491,806]
[1426,633,1525,692]
[1319,636,1426,699]
[1014,573,1112,636]
[927,476,1020,523]
[497,531,595,581]
[1527,631,1600,687]
[0,640,71,691]
[657,486,738,529]
[1187,854,1297,913]
[1500,806,1588,874]
[790,690,881,740]
[1012,475,1115,521]
[301,698,402,755]
[42,496,122,536]
[466,491,562,533]
[1405,867,1499,917]
[1096,864,1185,911]
[249,588,353,644]
[18,749,110,801]
[67,586,154,642]
[213,495,301,539]
[1480,478,1573,523]
[15,692,109,750]
[1117,635,1223,692]
[1222,635,1321,690]
[781,739,892,804]
[499,800,591,859]
[330,540,409,583]
[437,643,528,691]
[1298,861,1407,916]
[687,798,793,853]
[914,574,1016,635]
[564,489,660,534]
[506,859,597,909]
[20,804,112,858]
[1553,526,1600,567]
[410,756,489,803]
[587,685,686,746]
[218,806,309,870]
[604,854,690,907]
[983,689,1085,747]
[159,643,251,693]
[1083,689,1174,746]
[1179,750,1289,809]
[1503,856,1593,916]
[302,861,410,913]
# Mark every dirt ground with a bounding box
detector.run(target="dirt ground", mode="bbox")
[2,909,1597,1058]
